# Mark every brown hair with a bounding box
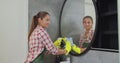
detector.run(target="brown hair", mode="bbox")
[28,11,49,41]
[83,16,93,23]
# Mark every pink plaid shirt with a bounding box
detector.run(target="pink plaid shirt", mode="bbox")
[79,29,94,47]
[25,25,58,63]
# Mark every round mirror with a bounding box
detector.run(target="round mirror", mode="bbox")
[60,0,97,56]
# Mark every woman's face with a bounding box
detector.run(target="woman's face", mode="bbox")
[38,15,50,28]
[83,18,93,30]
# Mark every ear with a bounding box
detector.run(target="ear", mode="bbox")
[38,18,42,22]
[38,18,42,25]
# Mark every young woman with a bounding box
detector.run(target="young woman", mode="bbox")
[79,16,94,48]
[25,11,71,63]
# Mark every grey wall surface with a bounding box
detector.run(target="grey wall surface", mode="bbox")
[71,50,119,63]
[29,0,64,63]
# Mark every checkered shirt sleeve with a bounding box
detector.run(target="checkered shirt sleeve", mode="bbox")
[39,28,58,55]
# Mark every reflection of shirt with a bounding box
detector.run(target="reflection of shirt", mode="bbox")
[25,25,58,63]
[79,29,94,48]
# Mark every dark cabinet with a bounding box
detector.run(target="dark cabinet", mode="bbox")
[92,0,118,50]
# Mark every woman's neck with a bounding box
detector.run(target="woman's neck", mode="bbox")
[38,25,45,29]
[86,29,91,32]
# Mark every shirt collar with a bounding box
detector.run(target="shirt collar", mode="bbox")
[84,29,93,33]
[36,25,45,30]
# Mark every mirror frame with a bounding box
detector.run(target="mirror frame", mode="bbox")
[59,0,98,56]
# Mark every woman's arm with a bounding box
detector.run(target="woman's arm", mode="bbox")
[41,30,67,55]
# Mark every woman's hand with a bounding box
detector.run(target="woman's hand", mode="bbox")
[53,38,62,48]
[62,38,71,55]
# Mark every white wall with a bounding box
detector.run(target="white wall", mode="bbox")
[118,0,120,63]
[0,0,28,63]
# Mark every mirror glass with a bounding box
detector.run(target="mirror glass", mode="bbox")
[61,0,96,55]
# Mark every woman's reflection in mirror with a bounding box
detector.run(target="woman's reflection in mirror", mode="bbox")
[79,16,94,48]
